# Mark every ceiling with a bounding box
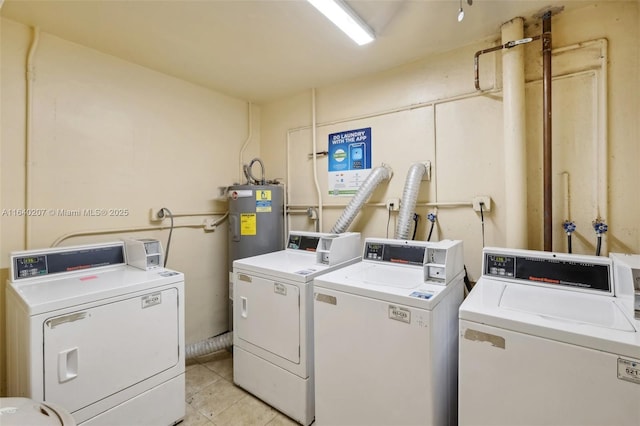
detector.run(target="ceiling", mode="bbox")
[1,0,600,103]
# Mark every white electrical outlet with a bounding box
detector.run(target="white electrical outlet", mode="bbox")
[472,196,491,212]
[422,161,431,181]
[149,208,165,222]
[386,198,400,211]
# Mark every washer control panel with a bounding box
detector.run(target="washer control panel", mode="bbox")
[483,249,612,293]
[11,243,125,282]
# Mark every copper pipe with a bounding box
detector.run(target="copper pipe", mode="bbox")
[474,36,540,91]
[474,45,504,90]
[542,12,553,251]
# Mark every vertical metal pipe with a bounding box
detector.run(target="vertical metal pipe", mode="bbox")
[542,12,553,251]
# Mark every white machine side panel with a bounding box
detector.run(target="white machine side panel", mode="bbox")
[459,320,640,426]
[5,284,34,397]
[43,288,180,412]
[313,287,436,426]
[235,275,300,364]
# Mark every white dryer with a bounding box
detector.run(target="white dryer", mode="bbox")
[232,231,361,425]
[313,238,465,426]
[5,242,185,425]
[459,248,640,426]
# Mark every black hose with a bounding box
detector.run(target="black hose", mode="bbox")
[411,213,419,240]
[386,205,392,238]
[595,235,602,257]
[567,234,572,254]
[160,207,174,267]
[479,202,485,247]
[427,221,435,242]
[463,265,473,293]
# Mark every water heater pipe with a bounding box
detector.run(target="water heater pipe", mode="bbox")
[395,163,427,240]
[311,88,324,230]
[25,26,40,249]
[501,18,528,248]
[331,164,393,234]
[238,102,252,184]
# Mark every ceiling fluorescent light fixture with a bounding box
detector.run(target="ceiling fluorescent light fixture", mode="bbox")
[307,0,375,46]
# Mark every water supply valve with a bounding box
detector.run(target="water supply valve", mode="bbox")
[427,212,437,223]
[592,219,608,235]
[562,220,576,235]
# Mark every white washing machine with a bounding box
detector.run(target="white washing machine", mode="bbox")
[459,248,640,426]
[5,242,185,425]
[233,231,361,425]
[313,238,465,426]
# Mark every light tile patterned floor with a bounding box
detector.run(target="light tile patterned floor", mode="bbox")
[183,350,298,426]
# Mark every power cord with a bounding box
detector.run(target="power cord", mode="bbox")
[463,265,473,294]
[479,202,485,247]
[386,203,393,238]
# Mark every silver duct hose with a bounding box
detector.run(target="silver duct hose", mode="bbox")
[331,165,393,234]
[395,163,428,240]
[185,331,233,360]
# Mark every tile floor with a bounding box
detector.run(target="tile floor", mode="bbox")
[183,350,298,426]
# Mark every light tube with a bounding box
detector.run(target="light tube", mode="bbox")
[307,0,375,46]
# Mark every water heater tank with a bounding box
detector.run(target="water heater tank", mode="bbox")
[227,184,284,268]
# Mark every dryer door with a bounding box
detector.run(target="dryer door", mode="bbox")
[43,287,179,413]
[235,274,300,363]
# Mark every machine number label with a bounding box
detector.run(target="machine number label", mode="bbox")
[315,293,336,305]
[617,358,640,384]
[142,292,162,309]
[388,305,410,324]
[274,283,287,296]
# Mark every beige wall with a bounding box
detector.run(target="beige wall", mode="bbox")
[261,2,639,279]
[1,18,258,395]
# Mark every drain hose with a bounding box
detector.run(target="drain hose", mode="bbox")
[185,331,233,360]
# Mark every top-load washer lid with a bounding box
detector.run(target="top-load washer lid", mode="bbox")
[233,250,348,283]
[9,267,184,315]
[314,238,465,310]
[353,263,422,289]
[233,232,362,283]
[460,277,640,359]
[0,398,76,426]
[500,284,635,332]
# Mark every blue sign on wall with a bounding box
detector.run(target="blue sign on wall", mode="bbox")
[328,127,372,196]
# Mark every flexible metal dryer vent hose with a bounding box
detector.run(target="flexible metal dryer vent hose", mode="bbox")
[395,163,428,240]
[185,331,233,360]
[330,165,393,234]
